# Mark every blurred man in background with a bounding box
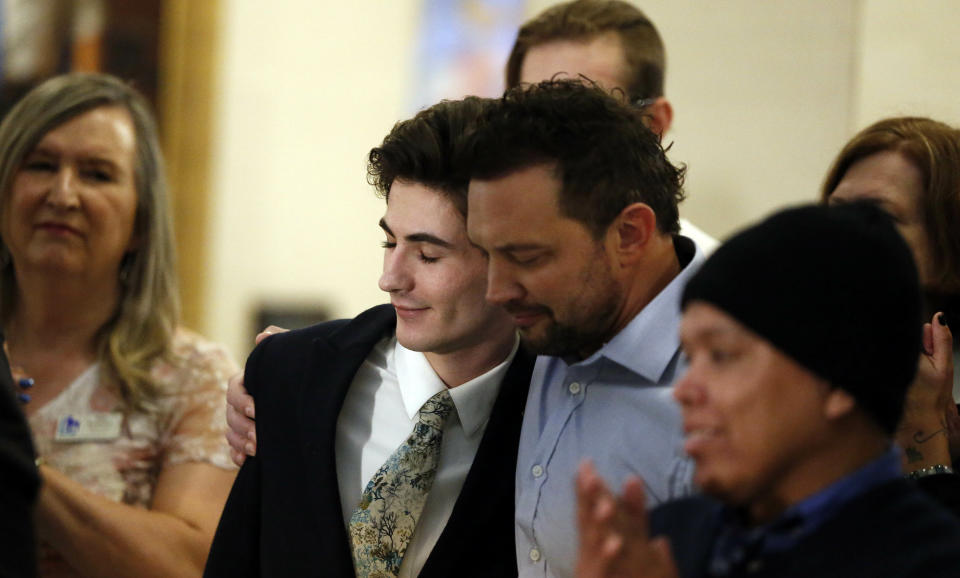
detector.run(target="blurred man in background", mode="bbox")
[506,0,718,252]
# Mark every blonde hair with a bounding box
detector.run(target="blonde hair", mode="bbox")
[0,73,179,409]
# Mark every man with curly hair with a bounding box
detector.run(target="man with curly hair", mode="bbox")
[465,79,703,578]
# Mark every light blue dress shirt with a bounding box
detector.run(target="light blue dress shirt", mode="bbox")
[515,237,704,578]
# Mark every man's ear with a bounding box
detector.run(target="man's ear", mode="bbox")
[824,387,857,421]
[610,202,657,265]
[645,97,673,136]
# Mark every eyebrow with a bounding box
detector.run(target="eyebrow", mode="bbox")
[379,218,453,248]
[495,243,545,253]
[28,146,123,170]
[831,194,894,212]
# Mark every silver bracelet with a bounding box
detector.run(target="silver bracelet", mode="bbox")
[905,464,954,480]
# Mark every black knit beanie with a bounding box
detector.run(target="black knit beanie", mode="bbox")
[681,202,922,434]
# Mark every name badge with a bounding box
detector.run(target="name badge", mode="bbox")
[55,413,124,442]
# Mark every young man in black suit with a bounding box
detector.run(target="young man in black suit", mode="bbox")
[205,97,534,578]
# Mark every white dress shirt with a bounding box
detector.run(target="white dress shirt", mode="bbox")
[679,217,719,255]
[335,334,519,578]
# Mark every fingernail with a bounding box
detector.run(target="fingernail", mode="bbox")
[244,406,255,418]
[248,431,256,442]
[245,443,255,455]
[938,313,949,327]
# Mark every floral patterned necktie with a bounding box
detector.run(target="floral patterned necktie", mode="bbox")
[349,389,455,577]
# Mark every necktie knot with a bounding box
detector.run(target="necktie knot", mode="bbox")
[417,389,454,431]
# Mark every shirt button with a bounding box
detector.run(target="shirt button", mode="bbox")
[532,464,544,478]
[569,381,581,394]
[529,548,541,562]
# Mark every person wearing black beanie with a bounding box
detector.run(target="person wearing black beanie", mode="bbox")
[681,201,922,435]
[576,202,960,578]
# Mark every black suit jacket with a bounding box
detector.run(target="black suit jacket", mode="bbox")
[205,305,534,577]
[0,332,39,578]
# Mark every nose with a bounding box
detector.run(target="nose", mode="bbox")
[484,258,524,306]
[378,248,412,294]
[46,167,80,210]
[673,362,705,407]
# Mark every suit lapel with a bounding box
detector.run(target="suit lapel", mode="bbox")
[421,345,536,577]
[295,305,397,571]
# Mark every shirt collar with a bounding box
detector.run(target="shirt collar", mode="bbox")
[709,446,901,575]
[599,236,704,382]
[780,444,902,532]
[393,335,520,438]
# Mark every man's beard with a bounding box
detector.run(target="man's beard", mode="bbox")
[518,277,621,359]
[520,315,614,359]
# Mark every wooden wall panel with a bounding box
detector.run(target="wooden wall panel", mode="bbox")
[159,0,220,332]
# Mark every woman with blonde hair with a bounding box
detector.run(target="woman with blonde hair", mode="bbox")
[0,73,237,576]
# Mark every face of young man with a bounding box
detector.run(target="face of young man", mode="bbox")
[378,180,515,356]
[467,163,623,359]
[675,301,843,518]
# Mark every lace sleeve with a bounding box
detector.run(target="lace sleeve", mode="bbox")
[157,330,240,471]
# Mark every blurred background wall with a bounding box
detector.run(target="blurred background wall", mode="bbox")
[5,1,959,361]
[206,0,960,361]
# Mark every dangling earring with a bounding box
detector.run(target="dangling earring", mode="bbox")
[119,252,135,285]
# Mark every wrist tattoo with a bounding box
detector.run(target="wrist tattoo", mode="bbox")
[913,427,948,444]
[905,446,924,464]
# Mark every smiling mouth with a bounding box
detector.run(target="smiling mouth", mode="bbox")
[504,305,551,328]
[511,311,545,328]
[393,304,429,319]
[683,426,720,455]
[685,427,719,439]
[37,223,81,236]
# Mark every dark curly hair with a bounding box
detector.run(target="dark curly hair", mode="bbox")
[464,79,685,238]
[367,96,493,217]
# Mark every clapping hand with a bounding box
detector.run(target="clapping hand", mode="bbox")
[576,461,679,578]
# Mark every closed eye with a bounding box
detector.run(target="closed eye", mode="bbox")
[83,169,114,183]
[24,159,56,172]
[508,252,544,266]
[708,348,740,365]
